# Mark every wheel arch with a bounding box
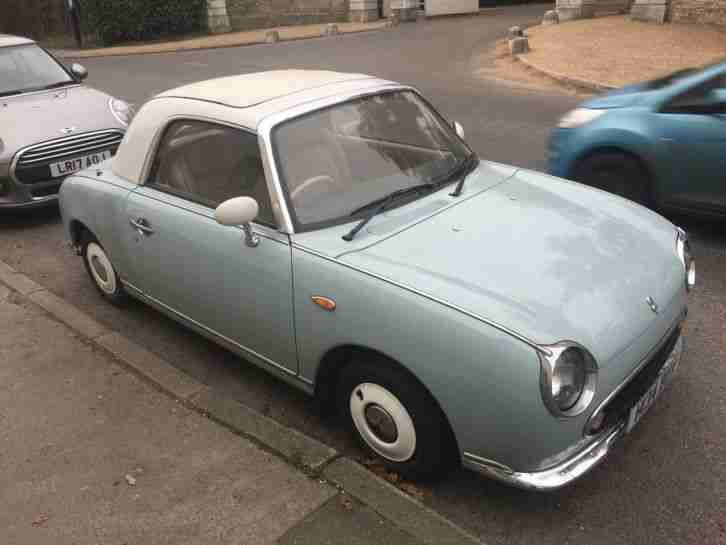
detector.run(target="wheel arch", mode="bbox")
[569,145,660,204]
[68,218,94,250]
[314,343,460,458]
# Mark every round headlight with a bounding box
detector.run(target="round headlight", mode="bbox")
[109,98,134,127]
[551,347,587,411]
[539,343,598,417]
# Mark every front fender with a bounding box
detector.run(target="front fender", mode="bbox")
[292,244,588,472]
[550,112,659,183]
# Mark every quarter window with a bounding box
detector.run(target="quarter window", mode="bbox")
[148,120,276,226]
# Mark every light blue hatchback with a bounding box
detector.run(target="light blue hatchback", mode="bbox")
[549,61,726,216]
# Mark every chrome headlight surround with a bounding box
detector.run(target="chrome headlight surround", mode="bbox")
[109,98,134,127]
[676,228,696,291]
[538,342,598,417]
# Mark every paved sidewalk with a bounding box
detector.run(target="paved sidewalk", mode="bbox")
[518,15,726,89]
[54,22,388,59]
[0,275,481,545]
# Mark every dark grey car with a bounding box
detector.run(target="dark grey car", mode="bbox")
[0,34,131,210]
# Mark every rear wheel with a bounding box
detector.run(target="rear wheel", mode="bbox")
[337,357,456,480]
[81,235,126,305]
[572,152,653,207]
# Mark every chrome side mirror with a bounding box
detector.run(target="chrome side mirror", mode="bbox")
[215,196,260,247]
[70,63,88,81]
[453,121,465,140]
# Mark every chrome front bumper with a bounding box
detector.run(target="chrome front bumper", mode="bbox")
[464,330,684,491]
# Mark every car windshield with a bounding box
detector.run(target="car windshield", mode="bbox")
[641,60,725,90]
[0,45,74,97]
[272,90,471,230]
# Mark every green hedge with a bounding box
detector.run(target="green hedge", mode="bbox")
[82,0,207,46]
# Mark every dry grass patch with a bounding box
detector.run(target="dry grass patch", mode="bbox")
[525,15,726,88]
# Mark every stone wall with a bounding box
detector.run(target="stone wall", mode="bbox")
[670,0,726,25]
[226,0,349,30]
[556,0,630,20]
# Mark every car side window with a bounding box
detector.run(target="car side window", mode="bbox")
[148,120,276,227]
[664,74,726,114]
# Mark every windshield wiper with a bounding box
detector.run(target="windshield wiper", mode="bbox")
[448,153,479,197]
[342,183,436,241]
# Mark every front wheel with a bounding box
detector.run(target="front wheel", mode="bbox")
[572,152,653,207]
[338,358,456,480]
[81,236,126,305]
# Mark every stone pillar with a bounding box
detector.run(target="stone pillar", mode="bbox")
[630,0,668,22]
[391,0,419,22]
[556,0,597,20]
[349,0,380,22]
[207,0,231,34]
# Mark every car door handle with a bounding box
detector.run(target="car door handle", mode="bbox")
[129,217,154,235]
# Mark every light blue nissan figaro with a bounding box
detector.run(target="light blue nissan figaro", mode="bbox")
[59,71,695,490]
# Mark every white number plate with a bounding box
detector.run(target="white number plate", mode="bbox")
[49,150,112,178]
[626,335,683,434]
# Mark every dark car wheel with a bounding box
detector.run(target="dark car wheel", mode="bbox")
[338,357,456,480]
[572,152,653,207]
[81,235,126,305]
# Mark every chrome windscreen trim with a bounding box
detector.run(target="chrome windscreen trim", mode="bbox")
[256,82,410,236]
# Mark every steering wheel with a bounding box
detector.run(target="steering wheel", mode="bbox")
[290,175,336,201]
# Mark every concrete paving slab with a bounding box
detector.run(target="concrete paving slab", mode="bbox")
[0,294,335,545]
[0,269,44,296]
[276,494,423,545]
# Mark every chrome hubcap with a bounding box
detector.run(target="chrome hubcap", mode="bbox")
[364,404,398,443]
[349,382,416,462]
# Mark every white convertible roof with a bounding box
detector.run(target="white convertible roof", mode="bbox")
[113,70,401,185]
[0,34,35,47]
[158,70,378,109]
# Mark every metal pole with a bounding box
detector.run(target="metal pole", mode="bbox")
[67,0,82,48]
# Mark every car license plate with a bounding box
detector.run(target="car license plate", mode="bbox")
[626,335,683,434]
[49,150,112,178]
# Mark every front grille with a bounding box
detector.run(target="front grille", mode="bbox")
[13,130,123,184]
[30,183,62,198]
[595,326,681,432]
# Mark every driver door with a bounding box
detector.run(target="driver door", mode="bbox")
[654,73,726,213]
[121,119,298,374]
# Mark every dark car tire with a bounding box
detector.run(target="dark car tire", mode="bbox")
[572,152,653,208]
[81,234,126,305]
[337,356,457,480]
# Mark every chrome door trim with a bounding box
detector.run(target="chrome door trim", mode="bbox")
[121,279,299,379]
[291,242,550,356]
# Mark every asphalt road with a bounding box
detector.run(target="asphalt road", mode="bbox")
[2,6,726,545]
